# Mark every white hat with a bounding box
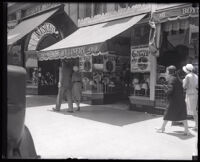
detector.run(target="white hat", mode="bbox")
[182,64,194,74]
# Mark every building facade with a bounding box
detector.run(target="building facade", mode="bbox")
[8,3,199,113]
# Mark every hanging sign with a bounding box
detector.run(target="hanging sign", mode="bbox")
[131,47,150,72]
[79,56,92,72]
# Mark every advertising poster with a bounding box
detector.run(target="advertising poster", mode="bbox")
[10,45,22,66]
[131,47,150,72]
[79,56,92,72]
[103,55,116,72]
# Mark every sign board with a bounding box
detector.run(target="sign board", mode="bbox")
[79,56,92,72]
[131,47,150,72]
[153,5,199,22]
[103,55,116,72]
[9,45,22,66]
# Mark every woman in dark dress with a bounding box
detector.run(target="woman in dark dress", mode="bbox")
[156,65,190,135]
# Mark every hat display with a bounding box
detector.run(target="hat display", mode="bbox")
[182,64,194,74]
[167,65,176,75]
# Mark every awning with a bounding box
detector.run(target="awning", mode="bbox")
[38,13,146,61]
[7,8,59,45]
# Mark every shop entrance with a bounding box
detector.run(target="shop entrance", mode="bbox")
[155,17,199,109]
[37,34,60,95]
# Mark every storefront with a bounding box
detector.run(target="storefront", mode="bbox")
[154,4,199,113]
[38,13,150,104]
[24,21,62,95]
[8,4,77,95]
[129,3,199,114]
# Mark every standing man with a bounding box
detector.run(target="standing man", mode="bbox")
[182,64,198,130]
[52,60,73,113]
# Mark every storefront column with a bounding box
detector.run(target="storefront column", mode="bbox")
[149,23,161,101]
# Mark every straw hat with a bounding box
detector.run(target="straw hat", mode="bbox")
[182,64,194,74]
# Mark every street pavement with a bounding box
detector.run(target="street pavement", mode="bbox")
[25,95,198,159]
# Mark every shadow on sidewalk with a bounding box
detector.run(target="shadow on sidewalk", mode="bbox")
[48,105,160,126]
[26,95,60,108]
[165,131,196,140]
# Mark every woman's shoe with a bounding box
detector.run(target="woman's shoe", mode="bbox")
[52,108,60,112]
[67,110,74,113]
[183,131,191,136]
[192,126,198,131]
[155,127,165,133]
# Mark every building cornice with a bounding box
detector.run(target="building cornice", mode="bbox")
[78,3,152,27]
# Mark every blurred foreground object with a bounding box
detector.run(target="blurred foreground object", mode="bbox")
[7,65,39,159]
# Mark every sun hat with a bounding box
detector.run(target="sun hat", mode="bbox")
[182,64,194,74]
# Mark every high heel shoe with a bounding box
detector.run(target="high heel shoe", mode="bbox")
[183,131,191,136]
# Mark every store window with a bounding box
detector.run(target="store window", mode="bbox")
[130,72,150,97]
[130,47,151,98]
[85,3,92,18]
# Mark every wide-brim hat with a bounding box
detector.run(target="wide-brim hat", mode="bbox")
[182,64,194,74]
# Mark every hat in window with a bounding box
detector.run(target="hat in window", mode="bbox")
[182,64,194,74]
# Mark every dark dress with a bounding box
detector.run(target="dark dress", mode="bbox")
[163,75,187,121]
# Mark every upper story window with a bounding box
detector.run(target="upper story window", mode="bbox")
[94,3,107,16]
[85,3,92,17]
[116,3,135,10]
[118,3,127,9]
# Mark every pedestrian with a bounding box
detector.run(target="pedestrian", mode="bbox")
[182,64,198,130]
[52,60,73,113]
[72,65,82,111]
[156,65,190,135]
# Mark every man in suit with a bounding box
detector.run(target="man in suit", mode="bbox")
[52,60,73,112]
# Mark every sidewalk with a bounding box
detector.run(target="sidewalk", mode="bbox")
[25,95,198,159]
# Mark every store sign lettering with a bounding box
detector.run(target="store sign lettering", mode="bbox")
[182,7,199,15]
[131,47,150,72]
[158,6,199,20]
[131,49,149,57]
[35,23,58,40]
[63,44,100,57]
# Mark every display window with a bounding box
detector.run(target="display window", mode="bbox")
[129,72,150,97]
[26,67,39,87]
[79,53,129,96]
